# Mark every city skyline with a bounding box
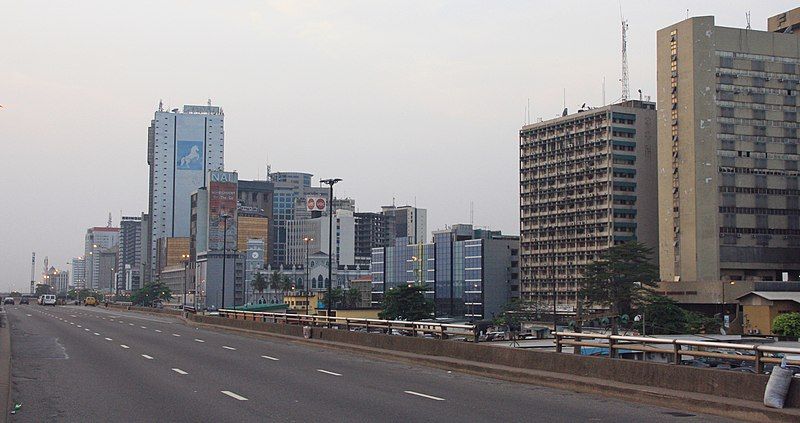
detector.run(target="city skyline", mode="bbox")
[2,1,795,291]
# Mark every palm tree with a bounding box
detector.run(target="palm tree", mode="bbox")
[269,270,283,303]
[251,272,268,303]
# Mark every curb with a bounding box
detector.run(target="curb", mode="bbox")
[0,310,12,423]
[121,309,800,422]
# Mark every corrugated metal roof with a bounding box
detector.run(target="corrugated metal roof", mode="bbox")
[737,291,800,303]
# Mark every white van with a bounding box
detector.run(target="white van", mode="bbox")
[42,294,56,306]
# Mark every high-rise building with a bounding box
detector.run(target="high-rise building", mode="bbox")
[269,172,328,266]
[370,224,520,319]
[44,267,69,294]
[70,257,85,290]
[237,179,273,264]
[286,209,355,266]
[84,227,119,291]
[656,13,800,305]
[354,212,394,265]
[519,100,658,309]
[146,104,224,280]
[118,216,143,291]
[381,205,427,244]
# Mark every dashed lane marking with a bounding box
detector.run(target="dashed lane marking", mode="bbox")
[261,355,279,361]
[222,346,236,351]
[221,391,248,401]
[404,391,445,401]
[141,354,154,360]
[120,345,130,349]
[172,368,188,375]
[316,369,342,377]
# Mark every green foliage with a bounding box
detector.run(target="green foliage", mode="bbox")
[345,287,362,309]
[685,312,722,334]
[772,313,800,337]
[269,271,283,295]
[493,298,526,330]
[579,241,658,334]
[639,295,688,335]
[131,282,172,306]
[379,285,433,321]
[251,272,268,294]
[68,288,103,301]
[281,274,293,292]
[34,284,52,295]
[322,287,345,309]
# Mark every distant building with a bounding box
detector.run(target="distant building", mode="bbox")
[243,239,266,304]
[331,198,356,213]
[44,267,69,294]
[267,252,369,297]
[146,104,224,283]
[118,216,143,291]
[381,205,427,244]
[237,206,269,267]
[354,212,394,265]
[155,237,190,278]
[237,179,274,263]
[70,257,85,290]
[84,227,120,291]
[656,13,800,305]
[287,209,355,267]
[371,224,520,320]
[519,100,658,310]
[269,172,329,266]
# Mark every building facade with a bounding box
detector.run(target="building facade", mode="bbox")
[70,257,85,290]
[84,227,120,291]
[381,205,427,244]
[656,14,800,304]
[118,216,143,291]
[269,172,328,266]
[146,104,224,281]
[354,212,394,265]
[286,209,355,267]
[237,179,274,263]
[519,100,658,310]
[371,224,520,320]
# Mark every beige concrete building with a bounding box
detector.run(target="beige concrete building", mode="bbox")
[656,13,800,304]
[519,100,658,310]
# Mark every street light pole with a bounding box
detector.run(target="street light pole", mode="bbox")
[221,213,230,310]
[320,178,342,317]
[182,254,189,308]
[304,236,313,316]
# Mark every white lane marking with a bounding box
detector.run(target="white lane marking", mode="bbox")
[316,369,342,377]
[194,339,205,343]
[120,345,130,349]
[261,355,279,361]
[222,346,236,351]
[25,314,31,317]
[129,323,134,326]
[141,354,154,360]
[172,334,180,337]
[172,368,188,375]
[104,337,112,341]
[221,391,248,401]
[404,391,445,401]
[70,322,75,325]
[140,326,147,329]
[84,329,90,332]
[77,325,82,328]
[71,315,76,317]
[93,332,100,336]
[155,330,162,333]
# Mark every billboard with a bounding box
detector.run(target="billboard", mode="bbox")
[306,196,327,212]
[208,171,238,252]
[176,140,204,171]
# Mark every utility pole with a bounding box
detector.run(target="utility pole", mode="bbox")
[221,213,230,309]
[320,178,342,317]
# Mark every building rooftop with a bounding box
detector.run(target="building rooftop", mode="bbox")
[736,291,800,304]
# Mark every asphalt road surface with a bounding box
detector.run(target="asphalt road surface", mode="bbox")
[7,305,735,422]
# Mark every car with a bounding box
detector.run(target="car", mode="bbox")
[19,297,29,305]
[3,297,14,305]
[41,294,56,306]
[83,296,97,306]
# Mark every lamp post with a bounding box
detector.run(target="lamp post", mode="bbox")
[304,236,313,316]
[221,213,230,310]
[721,280,735,320]
[320,178,341,317]
[181,254,190,308]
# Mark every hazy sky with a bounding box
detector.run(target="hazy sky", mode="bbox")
[1,1,795,291]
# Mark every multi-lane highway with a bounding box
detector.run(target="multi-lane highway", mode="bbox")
[6,305,733,422]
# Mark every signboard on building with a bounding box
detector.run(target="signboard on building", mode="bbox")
[306,196,327,212]
[208,171,238,252]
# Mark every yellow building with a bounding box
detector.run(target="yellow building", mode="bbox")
[237,214,269,265]
[737,292,800,335]
[156,237,190,275]
[284,291,321,315]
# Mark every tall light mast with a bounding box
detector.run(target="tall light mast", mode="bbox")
[621,16,630,101]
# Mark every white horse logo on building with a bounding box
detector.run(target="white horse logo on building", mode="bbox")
[179,145,201,168]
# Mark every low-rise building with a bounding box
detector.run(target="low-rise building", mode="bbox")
[737,291,800,335]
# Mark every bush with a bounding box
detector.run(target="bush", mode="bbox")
[772,313,800,337]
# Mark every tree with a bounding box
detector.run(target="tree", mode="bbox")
[131,282,172,306]
[493,298,526,331]
[379,285,433,321]
[344,287,362,309]
[772,312,800,337]
[638,294,688,335]
[321,287,344,309]
[35,284,52,296]
[251,272,268,299]
[269,271,283,303]
[579,241,658,334]
[280,274,293,295]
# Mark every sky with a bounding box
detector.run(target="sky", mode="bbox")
[1,0,796,292]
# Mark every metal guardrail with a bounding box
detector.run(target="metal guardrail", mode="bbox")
[218,309,478,342]
[555,331,800,373]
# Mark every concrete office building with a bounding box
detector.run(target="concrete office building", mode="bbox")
[146,104,224,281]
[118,216,143,291]
[381,205,427,244]
[354,212,394,265]
[237,207,269,267]
[98,247,118,293]
[286,209,355,267]
[519,100,658,309]
[371,224,520,319]
[84,227,120,291]
[44,267,69,294]
[269,172,329,266]
[656,12,800,305]
[237,179,274,263]
[70,257,85,290]
[139,213,152,285]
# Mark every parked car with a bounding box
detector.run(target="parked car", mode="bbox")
[3,297,14,305]
[84,296,98,306]
[19,297,29,305]
[41,294,56,306]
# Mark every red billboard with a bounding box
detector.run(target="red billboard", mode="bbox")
[208,171,238,252]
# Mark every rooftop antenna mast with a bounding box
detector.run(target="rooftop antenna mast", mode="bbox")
[470,201,474,225]
[107,212,112,227]
[620,5,630,101]
[746,12,751,30]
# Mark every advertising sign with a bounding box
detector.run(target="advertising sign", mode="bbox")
[176,140,204,171]
[208,171,238,252]
[306,196,327,212]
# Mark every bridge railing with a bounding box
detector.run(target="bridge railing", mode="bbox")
[555,331,800,373]
[218,309,477,342]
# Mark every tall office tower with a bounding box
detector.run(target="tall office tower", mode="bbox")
[656,12,800,305]
[354,212,394,265]
[286,209,355,266]
[118,216,143,291]
[84,227,120,290]
[381,205,427,244]
[269,171,328,266]
[139,213,151,285]
[147,103,224,279]
[237,179,274,264]
[519,100,658,309]
[70,257,85,290]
